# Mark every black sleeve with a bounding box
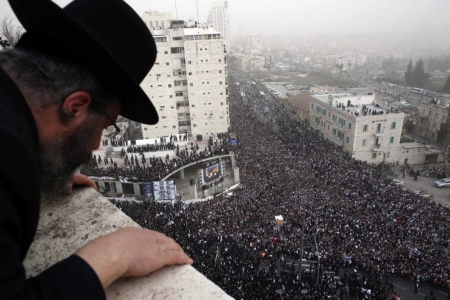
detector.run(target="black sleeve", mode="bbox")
[0,184,105,300]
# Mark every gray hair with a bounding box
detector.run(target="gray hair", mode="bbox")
[0,48,116,112]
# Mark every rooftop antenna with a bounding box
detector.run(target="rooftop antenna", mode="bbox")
[174,0,179,19]
[196,0,200,23]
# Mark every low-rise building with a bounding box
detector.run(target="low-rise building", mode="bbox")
[415,100,450,142]
[283,92,311,124]
[310,93,404,164]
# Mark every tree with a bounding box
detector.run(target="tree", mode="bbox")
[443,74,450,93]
[1,15,24,47]
[347,62,352,73]
[437,121,450,177]
[412,58,430,88]
[336,63,344,78]
[404,119,415,133]
[405,59,414,86]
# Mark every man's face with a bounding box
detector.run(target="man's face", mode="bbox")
[39,103,120,197]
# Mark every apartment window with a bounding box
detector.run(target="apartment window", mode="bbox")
[162,116,166,119]
[154,37,167,43]
[363,125,368,132]
[189,72,192,75]
[193,124,196,127]
[191,104,195,107]
[348,123,352,130]
[168,84,172,88]
[372,153,377,159]
[322,109,326,115]
[155,21,159,27]
[346,137,350,144]
[149,21,153,27]
[171,47,184,54]
[387,152,391,158]
[362,139,367,146]
[144,128,147,131]
[219,81,223,84]
[218,59,222,62]
[166,62,170,66]
[164,51,168,54]
[175,91,183,97]
[219,70,222,73]
[172,36,183,41]
[311,104,314,109]
[190,83,193,86]
[390,136,394,144]
[220,102,224,105]
[173,126,176,129]
[188,61,192,64]
[391,122,396,129]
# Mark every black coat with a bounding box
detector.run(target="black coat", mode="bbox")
[0,67,105,299]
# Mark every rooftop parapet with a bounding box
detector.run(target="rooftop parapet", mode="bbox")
[23,188,233,300]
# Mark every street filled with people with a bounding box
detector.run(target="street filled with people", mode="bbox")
[106,71,449,299]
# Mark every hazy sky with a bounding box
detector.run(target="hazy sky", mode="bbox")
[1,0,450,37]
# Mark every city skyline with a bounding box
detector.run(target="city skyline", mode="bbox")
[2,0,450,39]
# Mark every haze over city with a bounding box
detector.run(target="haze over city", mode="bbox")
[2,0,450,53]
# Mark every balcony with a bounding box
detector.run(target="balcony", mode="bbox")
[373,145,383,152]
[374,130,384,137]
[23,188,232,300]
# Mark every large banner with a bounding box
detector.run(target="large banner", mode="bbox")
[141,181,175,200]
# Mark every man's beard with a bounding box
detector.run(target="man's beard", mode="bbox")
[39,116,99,198]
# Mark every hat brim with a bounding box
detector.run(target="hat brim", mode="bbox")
[9,0,159,125]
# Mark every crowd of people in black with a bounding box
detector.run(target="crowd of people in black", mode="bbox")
[102,71,450,299]
[81,133,231,182]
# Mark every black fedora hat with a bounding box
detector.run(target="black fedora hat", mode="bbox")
[9,0,159,125]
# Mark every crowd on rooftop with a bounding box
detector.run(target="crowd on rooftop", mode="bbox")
[81,133,231,182]
[107,71,449,299]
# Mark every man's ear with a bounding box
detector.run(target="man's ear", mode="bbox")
[60,91,92,122]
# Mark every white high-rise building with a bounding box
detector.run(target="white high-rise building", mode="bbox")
[208,1,231,52]
[139,17,229,140]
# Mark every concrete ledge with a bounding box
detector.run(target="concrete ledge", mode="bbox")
[23,188,233,300]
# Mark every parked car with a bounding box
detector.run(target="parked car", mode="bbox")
[413,188,433,199]
[391,179,404,186]
[434,178,450,188]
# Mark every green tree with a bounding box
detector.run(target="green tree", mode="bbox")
[443,74,450,93]
[404,119,415,133]
[336,63,344,78]
[405,59,414,86]
[412,58,430,88]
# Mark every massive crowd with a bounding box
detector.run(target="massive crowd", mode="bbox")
[106,71,449,299]
[81,134,231,181]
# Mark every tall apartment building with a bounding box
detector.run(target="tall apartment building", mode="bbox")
[415,100,450,142]
[310,93,404,164]
[139,18,229,140]
[208,1,231,52]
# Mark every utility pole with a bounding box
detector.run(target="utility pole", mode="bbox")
[299,209,306,285]
[337,138,344,184]
[314,235,320,285]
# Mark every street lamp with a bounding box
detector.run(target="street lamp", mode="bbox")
[297,189,320,285]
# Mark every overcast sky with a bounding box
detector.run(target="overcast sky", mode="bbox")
[1,0,450,37]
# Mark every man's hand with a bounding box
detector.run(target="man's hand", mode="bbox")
[75,227,193,289]
[68,173,97,194]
